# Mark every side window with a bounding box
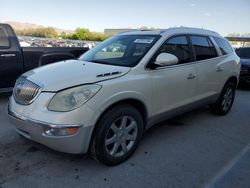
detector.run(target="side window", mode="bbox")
[213,37,233,55]
[0,27,10,48]
[158,36,192,64]
[190,36,218,61]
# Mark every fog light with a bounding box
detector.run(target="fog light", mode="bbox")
[44,127,78,136]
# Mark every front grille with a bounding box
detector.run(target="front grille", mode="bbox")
[13,77,41,105]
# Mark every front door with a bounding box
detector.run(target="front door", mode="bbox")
[148,35,197,118]
[0,26,23,89]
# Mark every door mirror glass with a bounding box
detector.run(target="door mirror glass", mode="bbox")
[155,53,178,66]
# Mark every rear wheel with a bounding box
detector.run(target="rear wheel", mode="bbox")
[210,81,236,115]
[90,104,144,166]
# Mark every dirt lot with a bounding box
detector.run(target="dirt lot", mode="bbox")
[0,87,250,188]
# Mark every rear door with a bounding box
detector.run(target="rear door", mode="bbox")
[148,35,197,118]
[189,35,221,100]
[0,25,23,89]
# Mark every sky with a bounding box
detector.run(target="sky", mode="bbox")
[0,0,250,36]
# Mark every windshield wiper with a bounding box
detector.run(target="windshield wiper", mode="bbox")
[90,60,111,65]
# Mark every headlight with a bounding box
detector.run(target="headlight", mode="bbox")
[48,84,101,112]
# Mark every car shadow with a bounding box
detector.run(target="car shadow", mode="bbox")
[237,83,250,91]
[146,106,209,132]
[0,105,217,186]
[0,92,12,101]
[21,106,211,157]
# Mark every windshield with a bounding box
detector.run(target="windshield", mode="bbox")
[236,48,250,59]
[79,35,160,67]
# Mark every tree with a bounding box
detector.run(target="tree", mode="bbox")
[139,26,160,30]
[61,28,109,41]
[16,27,58,38]
[16,27,109,41]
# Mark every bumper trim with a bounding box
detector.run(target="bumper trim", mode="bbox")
[8,106,83,129]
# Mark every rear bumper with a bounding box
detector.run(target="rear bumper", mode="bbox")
[8,106,94,154]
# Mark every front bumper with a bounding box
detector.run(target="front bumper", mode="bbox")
[8,104,94,154]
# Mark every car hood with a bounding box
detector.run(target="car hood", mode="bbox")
[23,59,131,92]
[240,58,250,66]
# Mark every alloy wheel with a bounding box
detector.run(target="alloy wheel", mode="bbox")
[222,87,233,112]
[105,116,138,157]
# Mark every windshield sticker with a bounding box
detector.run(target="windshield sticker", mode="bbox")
[134,39,154,44]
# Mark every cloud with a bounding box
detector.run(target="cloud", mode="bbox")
[204,13,211,17]
[189,3,196,7]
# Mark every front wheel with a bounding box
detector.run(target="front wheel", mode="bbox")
[210,81,236,115]
[90,104,144,166]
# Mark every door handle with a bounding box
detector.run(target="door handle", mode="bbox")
[216,67,223,72]
[0,54,16,57]
[187,74,196,80]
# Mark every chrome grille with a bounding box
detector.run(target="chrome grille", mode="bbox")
[13,77,41,105]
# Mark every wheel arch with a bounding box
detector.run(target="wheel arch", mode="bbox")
[87,98,148,152]
[225,75,238,86]
[218,75,238,96]
[97,98,148,129]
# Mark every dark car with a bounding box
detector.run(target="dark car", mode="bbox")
[0,24,89,92]
[236,47,250,84]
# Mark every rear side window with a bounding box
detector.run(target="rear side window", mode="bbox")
[190,36,217,61]
[0,27,10,48]
[158,36,192,64]
[213,37,233,55]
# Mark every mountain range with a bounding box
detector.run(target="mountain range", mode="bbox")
[5,21,74,34]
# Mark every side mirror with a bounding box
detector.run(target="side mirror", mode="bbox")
[155,53,178,66]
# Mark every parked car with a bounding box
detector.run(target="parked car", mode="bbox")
[235,47,250,84]
[0,24,89,92]
[8,27,240,165]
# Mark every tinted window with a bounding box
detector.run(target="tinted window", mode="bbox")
[213,37,233,55]
[236,48,250,59]
[158,36,191,64]
[0,27,10,48]
[191,36,217,61]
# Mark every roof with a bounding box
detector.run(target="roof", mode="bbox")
[119,27,221,38]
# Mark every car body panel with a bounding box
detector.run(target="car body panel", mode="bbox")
[148,63,197,117]
[24,59,131,91]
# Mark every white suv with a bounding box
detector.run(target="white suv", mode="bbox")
[8,27,240,165]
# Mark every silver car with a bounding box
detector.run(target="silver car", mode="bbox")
[8,27,240,165]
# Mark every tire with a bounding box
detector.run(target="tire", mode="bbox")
[210,81,236,116]
[90,104,144,166]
